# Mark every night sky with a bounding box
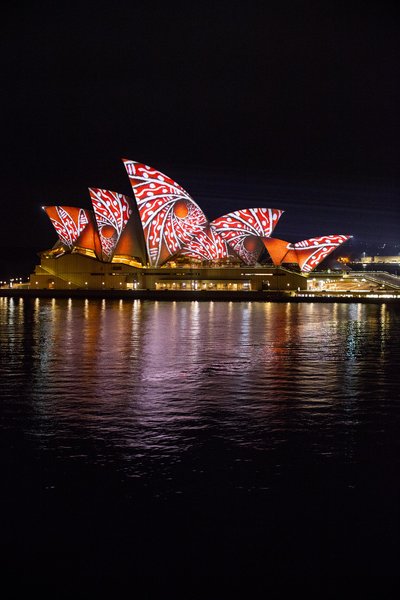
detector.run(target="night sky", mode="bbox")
[2,1,399,275]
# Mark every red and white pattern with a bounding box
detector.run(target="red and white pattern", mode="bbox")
[123,160,209,266]
[89,188,132,262]
[263,234,352,271]
[211,208,283,265]
[44,206,90,248]
[179,227,231,262]
[293,235,352,272]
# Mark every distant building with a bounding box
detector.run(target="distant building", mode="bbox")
[360,256,400,264]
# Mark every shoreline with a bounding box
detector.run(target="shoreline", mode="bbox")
[1,288,400,304]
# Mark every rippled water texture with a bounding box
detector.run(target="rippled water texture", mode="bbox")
[1,298,400,580]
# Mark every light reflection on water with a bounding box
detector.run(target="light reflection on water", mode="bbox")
[1,297,400,575]
[1,298,398,457]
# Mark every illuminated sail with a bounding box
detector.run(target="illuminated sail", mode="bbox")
[263,235,352,272]
[44,206,90,248]
[211,208,283,265]
[293,235,352,272]
[89,188,132,262]
[123,160,209,266]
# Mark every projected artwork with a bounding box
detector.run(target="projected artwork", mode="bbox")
[293,235,352,272]
[123,160,208,266]
[211,208,283,265]
[89,188,132,262]
[42,161,352,273]
[263,235,352,272]
[44,206,90,248]
[180,227,231,262]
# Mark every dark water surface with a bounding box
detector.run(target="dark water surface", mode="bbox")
[1,298,400,580]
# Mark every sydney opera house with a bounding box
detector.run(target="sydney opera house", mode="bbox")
[30,160,351,292]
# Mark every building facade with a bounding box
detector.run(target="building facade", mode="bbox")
[30,253,308,292]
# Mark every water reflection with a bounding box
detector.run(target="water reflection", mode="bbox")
[1,298,399,465]
[2,297,400,576]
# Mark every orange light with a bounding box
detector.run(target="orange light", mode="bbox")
[101,225,116,238]
[243,236,259,252]
[174,200,189,218]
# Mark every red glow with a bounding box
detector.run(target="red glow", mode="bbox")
[101,225,116,238]
[243,235,259,252]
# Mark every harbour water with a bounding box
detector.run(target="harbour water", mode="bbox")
[1,297,399,580]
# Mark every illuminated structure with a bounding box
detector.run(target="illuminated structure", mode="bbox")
[262,235,352,273]
[31,160,351,291]
[211,208,283,265]
[43,206,91,248]
[360,255,400,265]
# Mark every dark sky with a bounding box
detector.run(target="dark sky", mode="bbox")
[2,0,399,270]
